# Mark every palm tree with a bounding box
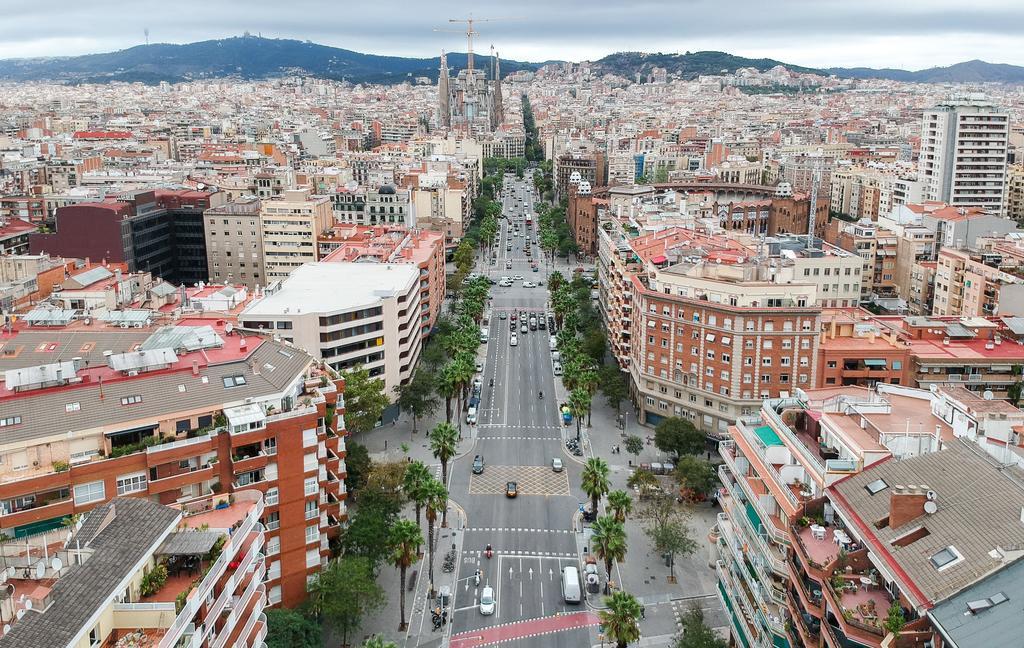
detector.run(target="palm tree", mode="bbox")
[607,490,633,523]
[591,515,628,593]
[403,460,432,536]
[361,636,398,648]
[429,422,458,526]
[569,387,591,439]
[388,519,422,631]
[423,477,448,596]
[599,590,643,648]
[438,363,459,423]
[581,457,610,517]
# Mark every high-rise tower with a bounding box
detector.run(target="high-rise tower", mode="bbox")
[438,50,451,128]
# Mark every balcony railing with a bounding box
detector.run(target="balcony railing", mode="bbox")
[734,420,801,509]
[717,513,786,608]
[716,560,772,648]
[718,451,789,546]
[762,403,826,477]
[147,433,217,455]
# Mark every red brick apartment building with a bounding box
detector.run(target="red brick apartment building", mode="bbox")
[0,317,347,608]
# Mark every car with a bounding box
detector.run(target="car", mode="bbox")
[506,261,512,269]
[523,281,536,288]
[476,361,484,372]
[472,455,484,474]
[552,458,564,472]
[499,311,507,320]
[553,361,563,376]
[520,323,528,334]
[473,377,482,390]
[538,317,546,329]
[510,335,518,346]
[513,275,524,281]
[505,481,518,498]
[479,586,496,615]
[532,265,539,272]
[511,312,517,322]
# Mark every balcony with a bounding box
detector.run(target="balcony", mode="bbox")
[146,433,218,462]
[792,524,840,573]
[718,449,789,546]
[716,513,786,612]
[149,465,215,495]
[715,561,772,648]
[231,450,269,474]
[0,493,73,529]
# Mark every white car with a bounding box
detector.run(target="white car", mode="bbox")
[523,281,537,288]
[552,458,564,472]
[510,335,518,347]
[476,361,484,372]
[513,275,524,281]
[479,586,495,615]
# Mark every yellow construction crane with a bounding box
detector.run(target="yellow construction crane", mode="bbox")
[434,15,519,72]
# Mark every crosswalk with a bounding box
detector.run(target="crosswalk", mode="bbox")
[462,549,578,558]
[465,527,574,534]
[476,435,561,442]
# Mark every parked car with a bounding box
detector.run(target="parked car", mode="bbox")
[551,458,564,472]
[479,586,495,615]
[472,455,485,474]
[506,481,518,498]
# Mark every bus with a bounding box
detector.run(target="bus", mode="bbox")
[525,213,533,227]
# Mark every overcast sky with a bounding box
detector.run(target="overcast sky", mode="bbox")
[2,0,1024,69]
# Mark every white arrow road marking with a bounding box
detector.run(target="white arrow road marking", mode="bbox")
[549,568,554,580]
[528,567,534,580]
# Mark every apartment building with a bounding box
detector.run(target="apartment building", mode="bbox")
[829,165,895,220]
[828,219,899,303]
[715,384,948,648]
[567,183,604,257]
[0,494,267,648]
[204,197,265,289]
[621,237,822,436]
[240,261,430,399]
[817,310,911,389]
[767,236,864,308]
[0,217,34,254]
[919,96,1009,210]
[0,320,346,608]
[260,188,333,283]
[931,246,1024,317]
[1005,163,1024,222]
[555,153,605,201]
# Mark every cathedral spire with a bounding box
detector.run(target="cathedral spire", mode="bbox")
[438,50,451,128]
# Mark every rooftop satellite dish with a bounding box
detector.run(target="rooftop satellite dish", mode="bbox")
[33,561,44,580]
[225,322,234,335]
[3,623,10,634]
[23,599,31,611]
[50,557,62,573]
[196,183,206,190]
[924,500,938,514]
[983,390,994,400]
[15,610,23,620]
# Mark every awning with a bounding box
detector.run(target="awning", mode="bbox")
[650,255,667,264]
[864,359,887,367]
[753,425,783,447]
[225,403,266,428]
[157,531,223,556]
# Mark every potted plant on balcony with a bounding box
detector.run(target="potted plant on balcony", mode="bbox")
[883,602,906,636]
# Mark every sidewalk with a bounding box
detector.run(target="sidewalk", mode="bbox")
[559,387,730,643]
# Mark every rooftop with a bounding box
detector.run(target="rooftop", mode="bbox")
[831,440,1024,608]
[242,262,419,315]
[928,555,1024,648]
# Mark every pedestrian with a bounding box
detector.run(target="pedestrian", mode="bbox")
[640,606,646,620]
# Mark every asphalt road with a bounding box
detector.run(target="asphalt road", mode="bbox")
[447,176,593,646]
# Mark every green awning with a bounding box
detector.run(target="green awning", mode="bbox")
[718,582,751,648]
[864,359,887,367]
[754,425,783,447]
[773,634,791,648]
[14,515,65,539]
[745,501,764,535]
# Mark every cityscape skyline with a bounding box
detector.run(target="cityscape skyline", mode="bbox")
[1,0,1024,69]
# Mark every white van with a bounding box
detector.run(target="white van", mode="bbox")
[479,327,489,343]
[466,407,478,425]
[549,337,558,351]
[562,566,581,603]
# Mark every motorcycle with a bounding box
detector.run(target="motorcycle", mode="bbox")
[485,544,493,559]
[474,569,481,586]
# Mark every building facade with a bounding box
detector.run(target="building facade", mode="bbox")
[204,196,265,289]
[260,188,333,283]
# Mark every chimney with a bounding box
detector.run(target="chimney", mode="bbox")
[192,361,199,376]
[889,484,929,528]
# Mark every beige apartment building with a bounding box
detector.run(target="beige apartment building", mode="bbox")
[1006,163,1024,223]
[204,196,265,289]
[829,165,895,220]
[260,188,333,282]
[931,246,1024,316]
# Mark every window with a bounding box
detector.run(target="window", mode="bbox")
[120,395,142,406]
[66,402,81,412]
[781,357,791,366]
[116,472,147,495]
[266,487,279,506]
[0,416,21,427]
[267,536,281,556]
[74,480,105,505]
[762,358,772,366]
[306,548,320,568]
[930,546,963,570]
[763,340,772,349]
[304,477,318,496]
[306,524,319,544]
[90,626,101,647]
[865,479,888,495]
[222,375,247,388]
[305,499,318,520]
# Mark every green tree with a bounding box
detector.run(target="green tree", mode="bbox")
[591,515,628,593]
[883,601,906,635]
[361,636,399,648]
[306,556,385,647]
[600,365,629,414]
[673,456,718,500]
[429,422,458,525]
[343,366,389,435]
[343,441,371,496]
[654,417,706,458]
[626,468,659,498]
[265,608,319,648]
[607,490,633,523]
[388,519,423,631]
[640,495,698,583]
[581,457,611,516]
[568,387,591,438]
[437,363,459,423]
[402,460,432,534]
[624,435,644,460]
[582,328,607,365]
[343,485,402,572]
[673,605,726,648]
[654,167,669,183]
[423,477,448,595]
[394,370,439,434]
[599,590,643,648]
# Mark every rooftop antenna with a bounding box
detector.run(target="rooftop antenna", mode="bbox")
[144,28,149,46]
